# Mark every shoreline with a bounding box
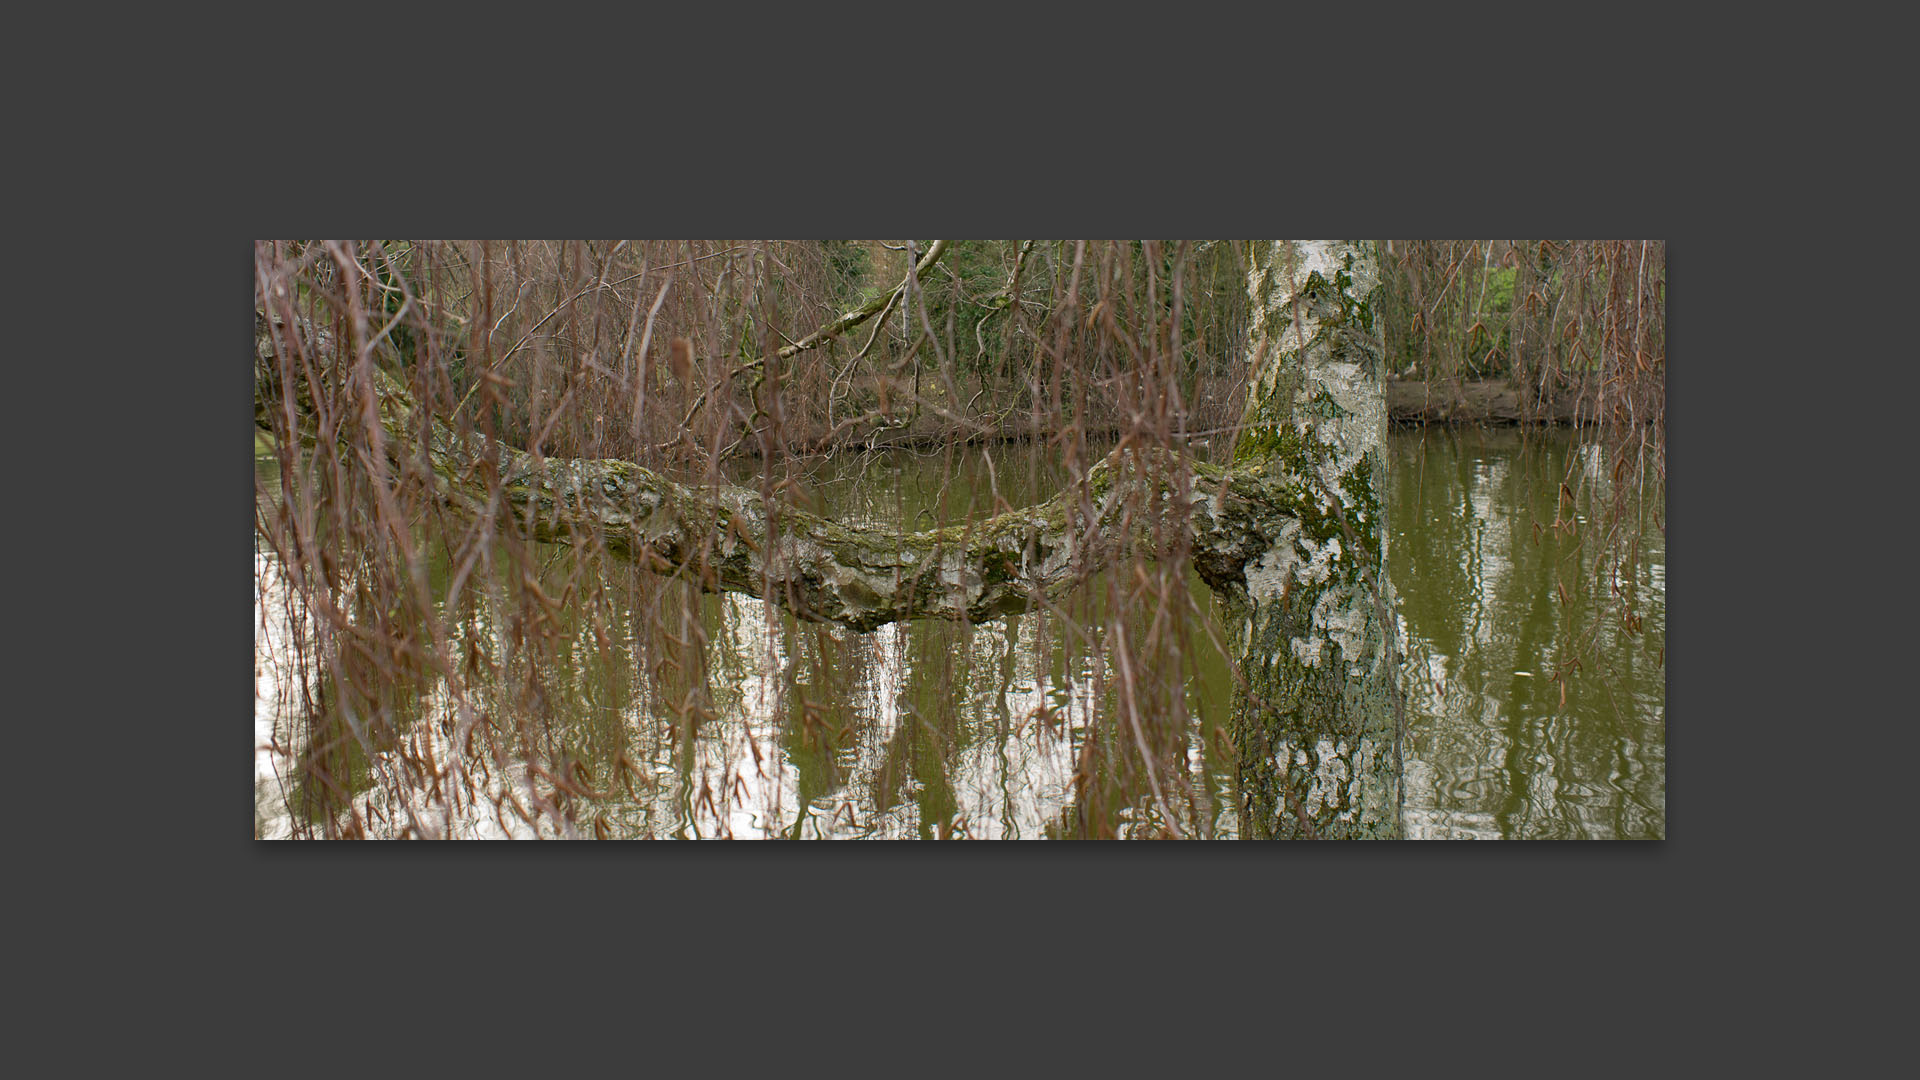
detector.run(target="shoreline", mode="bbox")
[1385,375,1656,426]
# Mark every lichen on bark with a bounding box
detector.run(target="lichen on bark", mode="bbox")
[1226,241,1401,839]
[256,352,1320,635]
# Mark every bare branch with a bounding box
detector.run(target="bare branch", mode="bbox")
[774,239,950,361]
[681,240,952,429]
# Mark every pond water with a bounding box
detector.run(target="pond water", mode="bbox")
[254,427,1664,839]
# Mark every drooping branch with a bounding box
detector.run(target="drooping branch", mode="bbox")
[256,357,1312,632]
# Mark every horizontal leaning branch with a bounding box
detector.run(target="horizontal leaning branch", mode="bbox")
[485,445,1302,631]
[259,358,1308,631]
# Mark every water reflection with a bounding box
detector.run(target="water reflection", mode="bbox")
[1392,427,1665,839]
[255,426,1663,839]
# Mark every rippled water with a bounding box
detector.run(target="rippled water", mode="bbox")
[1391,427,1664,838]
[255,427,1663,839]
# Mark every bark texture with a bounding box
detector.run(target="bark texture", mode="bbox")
[1228,241,1401,839]
[256,358,1315,634]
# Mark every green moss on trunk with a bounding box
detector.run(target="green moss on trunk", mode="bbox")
[1227,242,1401,839]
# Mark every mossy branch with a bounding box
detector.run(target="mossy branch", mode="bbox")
[257,358,1310,632]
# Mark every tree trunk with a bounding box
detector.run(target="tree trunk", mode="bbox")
[1226,240,1401,839]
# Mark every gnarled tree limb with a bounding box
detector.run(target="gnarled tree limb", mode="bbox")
[257,357,1311,632]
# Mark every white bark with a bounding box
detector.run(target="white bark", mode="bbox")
[1229,240,1401,838]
